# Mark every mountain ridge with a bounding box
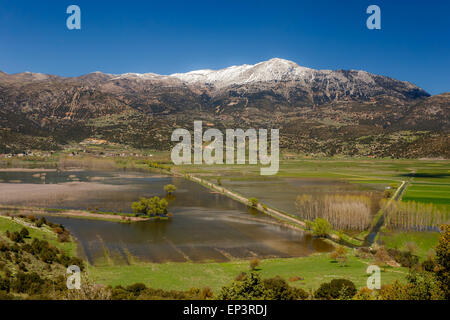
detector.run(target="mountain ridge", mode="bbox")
[0,58,448,157]
[0,58,429,95]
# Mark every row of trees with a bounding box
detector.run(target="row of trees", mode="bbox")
[296,194,373,231]
[384,200,449,231]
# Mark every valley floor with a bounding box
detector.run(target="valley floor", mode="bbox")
[0,154,448,297]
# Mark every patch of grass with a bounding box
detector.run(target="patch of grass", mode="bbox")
[379,231,440,260]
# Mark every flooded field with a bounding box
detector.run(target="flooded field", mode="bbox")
[222,177,383,217]
[0,170,333,264]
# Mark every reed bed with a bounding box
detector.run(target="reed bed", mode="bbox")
[295,194,373,231]
[383,199,449,231]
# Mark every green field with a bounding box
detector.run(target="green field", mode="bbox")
[402,183,450,205]
[88,252,408,293]
[175,158,450,190]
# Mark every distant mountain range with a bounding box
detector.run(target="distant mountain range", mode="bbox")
[0,58,448,157]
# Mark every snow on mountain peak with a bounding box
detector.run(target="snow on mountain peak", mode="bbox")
[170,58,314,87]
[110,58,381,89]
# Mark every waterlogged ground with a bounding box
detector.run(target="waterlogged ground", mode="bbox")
[0,169,333,264]
[221,177,383,217]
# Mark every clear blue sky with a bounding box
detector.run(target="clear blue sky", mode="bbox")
[0,0,449,94]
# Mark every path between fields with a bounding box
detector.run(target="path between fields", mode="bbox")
[363,180,409,246]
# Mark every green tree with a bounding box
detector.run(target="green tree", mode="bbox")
[406,271,445,300]
[164,184,177,195]
[218,272,307,300]
[218,272,265,300]
[248,197,259,207]
[132,197,169,217]
[312,218,331,237]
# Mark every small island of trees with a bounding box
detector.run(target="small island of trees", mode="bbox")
[132,196,169,219]
[164,184,177,195]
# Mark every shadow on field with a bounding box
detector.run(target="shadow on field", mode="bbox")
[400,172,450,179]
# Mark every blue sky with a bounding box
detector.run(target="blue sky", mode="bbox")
[0,0,449,94]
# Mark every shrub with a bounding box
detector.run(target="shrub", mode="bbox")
[8,231,23,243]
[263,276,308,300]
[384,189,393,198]
[53,227,64,235]
[234,272,247,281]
[421,259,435,272]
[219,273,306,300]
[374,246,392,268]
[314,279,357,300]
[353,287,376,300]
[11,272,44,294]
[57,232,70,243]
[387,248,419,268]
[404,242,418,255]
[35,217,47,228]
[0,276,10,293]
[200,287,214,300]
[249,258,260,271]
[19,228,29,239]
[329,246,348,266]
[126,283,147,296]
[218,272,266,300]
[0,242,9,252]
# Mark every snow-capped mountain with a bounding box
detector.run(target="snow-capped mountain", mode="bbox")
[97,58,425,102]
[0,58,448,158]
[170,58,315,87]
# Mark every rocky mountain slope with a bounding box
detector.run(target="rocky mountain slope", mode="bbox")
[0,58,448,157]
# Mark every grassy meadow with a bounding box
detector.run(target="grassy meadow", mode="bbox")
[87,252,408,293]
